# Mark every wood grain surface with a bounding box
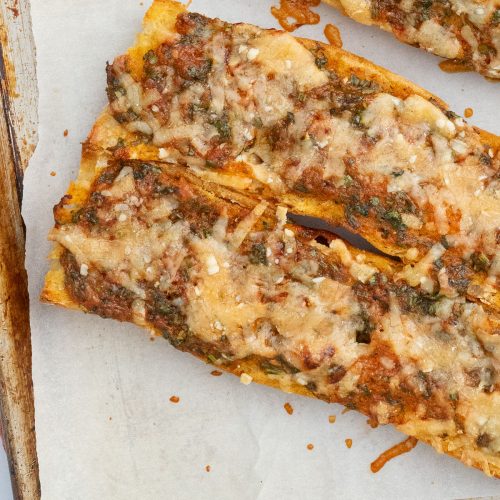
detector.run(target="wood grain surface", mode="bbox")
[0,0,40,498]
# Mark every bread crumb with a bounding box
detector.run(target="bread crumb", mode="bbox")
[306,443,314,451]
[211,370,222,376]
[50,171,56,177]
[328,415,336,424]
[345,438,353,448]
[464,107,473,118]
[324,23,342,48]
[284,402,294,415]
[205,465,211,472]
[63,129,69,137]
[79,263,88,276]
[169,395,180,404]
[240,372,253,385]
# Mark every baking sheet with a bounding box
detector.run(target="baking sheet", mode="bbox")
[24,1,500,498]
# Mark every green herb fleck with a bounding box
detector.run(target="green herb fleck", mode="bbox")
[343,174,353,187]
[478,44,495,55]
[252,116,263,128]
[81,209,98,225]
[71,209,82,224]
[440,235,451,249]
[315,54,327,69]
[261,356,299,375]
[293,182,309,193]
[350,111,363,128]
[359,384,372,397]
[260,361,283,375]
[114,87,126,97]
[350,74,362,86]
[479,153,492,166]
[143,50,158,64]
[213,116,231,140]
[249,243,268,265]
[186,59,212,80]
[352,203,368,216]
[471,252,490,272]
[382,210,406,230]
[207,353,218,364]
[113,137,125,150]
[433,258,444,270]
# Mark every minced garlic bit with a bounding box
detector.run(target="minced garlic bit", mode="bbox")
[312,276,325,284]
[206,255,220,275]
[240,372,253,385]
[79,263,89,276]
[158,148,169,159]
[405,247,419,261]
[247,47,259,60]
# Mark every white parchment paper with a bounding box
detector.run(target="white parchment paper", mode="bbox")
[24,1,500,498]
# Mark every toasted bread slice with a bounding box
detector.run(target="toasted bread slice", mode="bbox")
[321,0,500,79]
[42,147,500,477]
[102,0,499,311]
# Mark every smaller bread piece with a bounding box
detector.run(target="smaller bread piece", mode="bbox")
[322,0,500,79]
[42,155,500,477]
[103,0,500,311]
